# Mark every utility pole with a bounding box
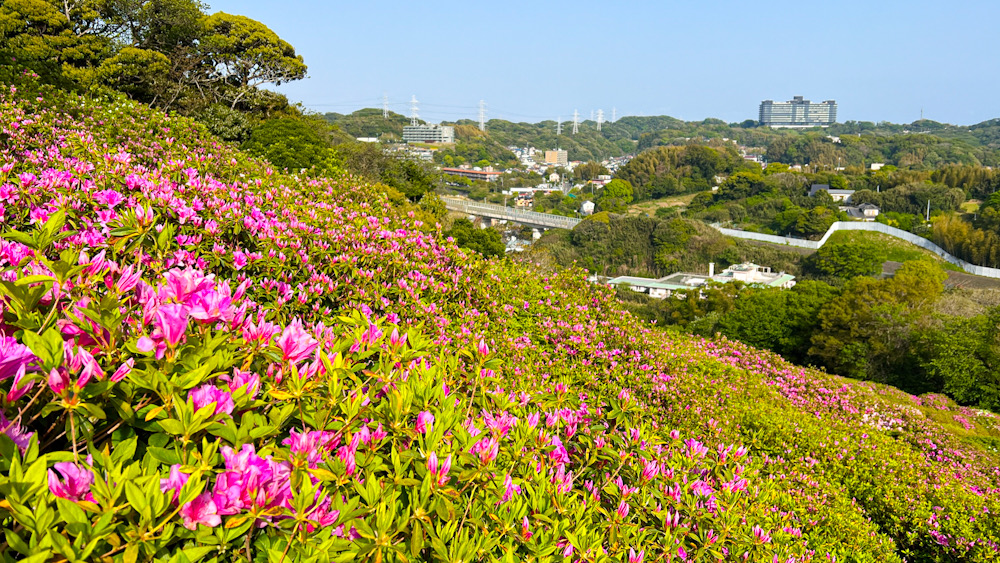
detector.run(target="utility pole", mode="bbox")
[572,110,579,135]
[410,95,419,126]
[478,100,487,132]
[926,199,931,222]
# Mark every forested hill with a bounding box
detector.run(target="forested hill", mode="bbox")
[323,109,1000,168]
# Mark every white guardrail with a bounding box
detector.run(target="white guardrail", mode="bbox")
[441,197,581,230]
[712,221,1000,279]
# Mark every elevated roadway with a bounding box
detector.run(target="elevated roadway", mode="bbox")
[441,196,581,230]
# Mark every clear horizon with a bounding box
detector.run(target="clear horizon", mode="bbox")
[207,0,1000,126]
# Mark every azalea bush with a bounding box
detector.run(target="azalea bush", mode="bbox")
[0,74,998,562]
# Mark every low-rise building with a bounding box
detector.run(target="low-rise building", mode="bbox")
[711,263,796,288]
[606,262,795,299]
[809,184,855,202]
[441,167,502,182]
[840,203,880,221]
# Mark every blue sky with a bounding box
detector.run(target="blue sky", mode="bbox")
[207,1,999,125]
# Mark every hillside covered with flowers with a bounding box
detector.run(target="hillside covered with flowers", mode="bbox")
[1,76,999,563]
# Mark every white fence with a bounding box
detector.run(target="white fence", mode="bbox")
[712,221,1000,279]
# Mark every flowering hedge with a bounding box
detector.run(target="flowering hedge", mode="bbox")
[0,75,998,562]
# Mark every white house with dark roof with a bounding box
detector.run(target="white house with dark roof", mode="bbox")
[839,203,880,222]
[809,183,855,202]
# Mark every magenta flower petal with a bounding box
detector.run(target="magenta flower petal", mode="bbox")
[155,303,190,347]
[48,462,94,502]
[179,492,221,530]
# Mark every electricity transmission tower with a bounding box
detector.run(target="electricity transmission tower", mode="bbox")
[556,117,562,135]
[382,94,389,119]
[572,110,579,135]
[596,109,604,131]
[478,100,487,132]
[409,95,419,126]
[612,107,616,122]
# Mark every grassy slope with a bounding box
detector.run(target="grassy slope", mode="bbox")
[825,230,964,271]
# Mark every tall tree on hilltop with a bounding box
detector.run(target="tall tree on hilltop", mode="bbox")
[200,12,306,110]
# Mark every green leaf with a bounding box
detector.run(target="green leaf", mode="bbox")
[157,419,185,435]
[148,446,181,466]
[20,328,64,370]
[54,496,88,527]
[125,481,150,520]
[13,274,56,287]
[0,230,36,248]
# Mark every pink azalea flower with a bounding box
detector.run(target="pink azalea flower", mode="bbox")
[188,285,235,324]
[0,411,32,452]
[136,336,155,353]
[617,500,630,519]
[6,364,33,401]
[179,492,221,530]
[189,384,235,417]
[415,411,434,434]
[155,303,190,347]
[641,459,659,481]
[48,462,95,502]
[63,342,103,388]
[562,542,574,558]
[0,336,35,381]
[161,267,215,303]
[110,359,134,383]
[283,429,336,466]
[275,318,318,364]
[370,423,387,445]
[220,368,260,400]
[48,367,71,395]
[160,464,189,503]
[499,473,521,503]
[232,250,248,270]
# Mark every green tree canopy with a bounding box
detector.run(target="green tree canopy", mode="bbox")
[809,261,946,382]
[200,12,306,109]
[597,178,633,213]
[241,118,335,172]
[444,219,505,258]
[811,242,887,279]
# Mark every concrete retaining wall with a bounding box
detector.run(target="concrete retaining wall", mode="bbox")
[713,222,1000,279]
